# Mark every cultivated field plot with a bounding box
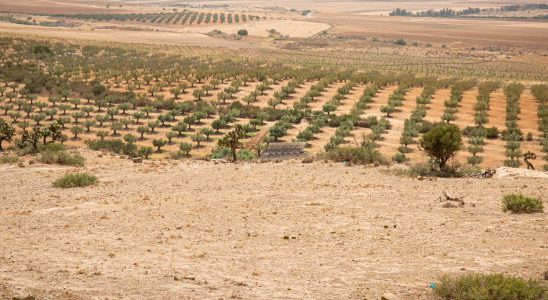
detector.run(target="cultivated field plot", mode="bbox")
[0,38,547,169]
[0,154,547,299]
[1,1,548,299]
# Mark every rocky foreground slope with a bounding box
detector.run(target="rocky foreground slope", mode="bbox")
[1,151,546,299]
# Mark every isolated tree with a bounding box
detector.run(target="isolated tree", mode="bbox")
[124,133,137,145]
[2,103,14,115]
[166,131,176,144]
[184,116,196,130]
[35,101,48,112]
[22,104,34,118]
[119,102,131,114]
[96,130,109,141]
[148,120,160,133]
[18,121,30,131]
[118,118,131,130]
[95,99,107,112]
[84,120,96,132]
[380,104,395,118]
[158,114,174,127]
[0,120,15,151]
[170,86,182,99]
[111,121,123,136]
[8,111,21,123]
[192,88,205,101]
[217,91,229,104]
[58,117,71,129]
[200,127,214,140]
[217,124,245,161]
[179,142,192,156]
[138,146,154,159]
[191,133,206,147]
[107,108,119,121]
[69,98,81,109]
[21,127,42,152]
[179,82,189,94]
[419,123,462,169]
[133,111,145,124]
[72,111,85,124]
[249,118,261,131]
[95,114,109,127]
[71,126,83,139]
[45,108,58,120]
[172,121,188,136]
[82,106,94,117]
[32,113,46,126]
[322,102,337,115]
[193,111,206,123]
[268,98,282,109]
[269,124,287,141]
[152,138,167,152]
[137,126,148,139]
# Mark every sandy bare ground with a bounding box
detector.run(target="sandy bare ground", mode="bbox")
[0,151,546,299]
[0,22,262,49]
[192,19,331,38]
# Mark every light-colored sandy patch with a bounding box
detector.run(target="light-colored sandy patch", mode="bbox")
[0,22,260,49]
[192,19,331,38]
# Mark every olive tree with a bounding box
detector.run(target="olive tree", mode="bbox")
[71,126,83,139]
[419,123,462,169]
[138,146,153,159]
[152,138,167,152]
[180,142,192,156]
[218,124,245,161]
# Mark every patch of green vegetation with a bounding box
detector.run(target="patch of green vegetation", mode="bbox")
[53,173,98,188]
[502,194,544,213]
[434,273,547,300]
[0,155,21,164]
[325,146,386,165]
[237,149,255,160]
[86,139,137,157]
[38,143,84,166]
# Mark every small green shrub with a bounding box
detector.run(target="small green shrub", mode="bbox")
[325,146,386,165]
[237,149,255,160]
[86,139,137,157]
[399,161,475,178]
[435,273,547,300]
[0,155,20,164]
[485,127,499,139]
[44,140,63,149]
[211,147,231,159]
[38,144,84,166]
[502,194,544,213]
[53,173,98,188]
[393,38,407,45]
[392,152,408,163]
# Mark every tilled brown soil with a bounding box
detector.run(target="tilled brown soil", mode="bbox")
[0,151,547,299]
